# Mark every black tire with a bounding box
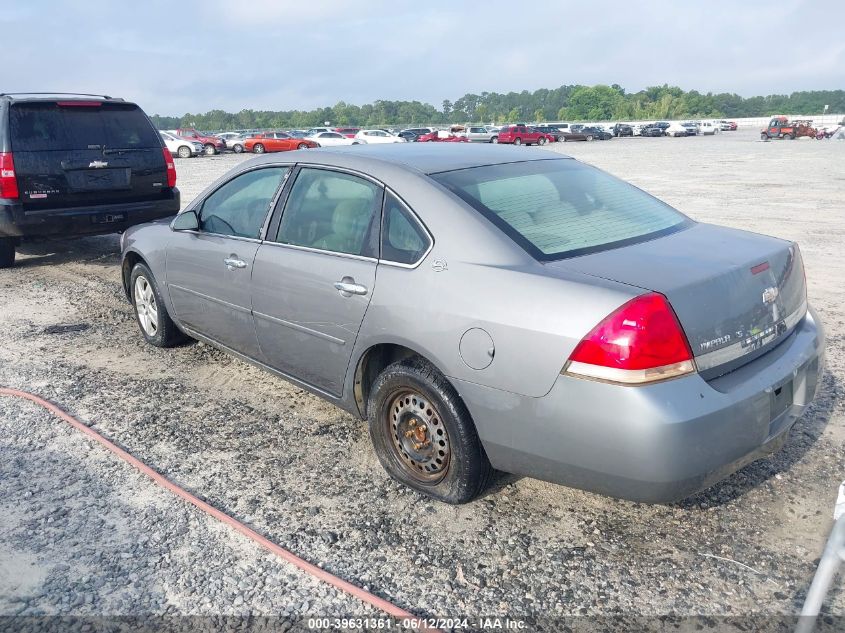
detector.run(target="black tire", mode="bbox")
[177,146,192,159]
[297,143,309,150]
[490,136,498,143]
[232,143,244,154]
[586,135,594,141]
[761,133,769,141]
[129,263,187,348]
[538,136,547,145]
[368,358,493,504]
[253,143,265,154]
[513,137,522,146]
[204,144,216,156]
[0,237,15,268]
[784,133,793,140]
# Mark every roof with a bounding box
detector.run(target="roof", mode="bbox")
[0,93,125,103]
[272,143,571,175]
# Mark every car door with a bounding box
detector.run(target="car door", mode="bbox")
[250,166,383,396]
[166,166,289,358]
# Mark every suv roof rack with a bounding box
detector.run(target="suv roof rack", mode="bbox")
[0,92,122,101]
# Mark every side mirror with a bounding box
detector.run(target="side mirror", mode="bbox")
[171,210,199,231]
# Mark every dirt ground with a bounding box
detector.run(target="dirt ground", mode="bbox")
[0,130,843,629]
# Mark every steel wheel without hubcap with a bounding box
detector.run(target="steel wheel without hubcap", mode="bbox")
[134,275,159,337]
[386,390,451,483]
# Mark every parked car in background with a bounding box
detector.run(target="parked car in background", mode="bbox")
[417,131,470,142]
[0,93,180,268]
[122,143,824,505]
[533,126,568,142]
[355,130,406,144]
[580,126,612,140]
[400,127,435,139]
[698,121,717,135]
[397,130,419,142]
[307,131,364,147]
[244,132,318,153]
[681,122,699,136]
[160,131,203,158]
[216,132,246,153]
[497,124,550,145]
[335,127,360,138]
[665,123,688,137]
[640,124,665,137]
[612,123,633,137]
[459,126,499,143]
[173,128,225,155]
[287,130,308,139]
[305,127,333,137]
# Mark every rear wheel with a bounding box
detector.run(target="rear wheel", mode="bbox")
[368,358,493,504]
[232,143,244,154]
[784,133,794,140]
[513,137,522,146]
[177,146,191,159]
[253,143,265,154]
[297,143,309,149]
[490,136,498,143]
[130,263,187,348]
[538,137,547,145]
[586,135,594,141]
[204,144,216,156]
[0,237,15,268]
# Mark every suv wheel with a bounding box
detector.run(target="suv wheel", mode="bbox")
[368,358,493,504]
[760,132,769,141]
[130,263,187,348]
[513,137,522,146]
[0,237,15,268]
[204,144,216,155]
[177,146,192,159]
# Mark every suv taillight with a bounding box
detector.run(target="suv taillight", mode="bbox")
[162,148,177,188]
[0,152,19,199]
[563,293,695,385]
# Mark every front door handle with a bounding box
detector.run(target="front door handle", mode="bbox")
[224,256,247,270]
[334,277,368,297]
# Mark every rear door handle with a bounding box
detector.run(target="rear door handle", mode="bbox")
[224,257,247,270]
[334,278,368,296]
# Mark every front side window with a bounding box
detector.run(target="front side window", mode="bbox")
[276,168,382,256]
[381,192,431,265]
[431,159,690,261]
[199,167,288,238]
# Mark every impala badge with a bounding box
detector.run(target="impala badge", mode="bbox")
[762,287,779,304]
[88,160,108,168]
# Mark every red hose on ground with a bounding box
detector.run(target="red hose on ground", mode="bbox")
[0,387,439,632]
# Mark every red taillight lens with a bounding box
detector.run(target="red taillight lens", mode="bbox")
[162,147,177,188]
[564,292,695,385]
[0,152,19,199]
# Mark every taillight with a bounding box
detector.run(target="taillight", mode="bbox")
[0,152,19,199]
[564,292,695,385]
[162,147,177,188]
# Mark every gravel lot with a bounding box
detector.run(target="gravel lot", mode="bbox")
[1,131,843,630]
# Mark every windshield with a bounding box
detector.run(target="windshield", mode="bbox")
[431,159,691,261]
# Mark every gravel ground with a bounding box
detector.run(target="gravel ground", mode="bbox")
[0,131,843,630]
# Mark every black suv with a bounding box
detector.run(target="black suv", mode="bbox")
[0,93,180,267]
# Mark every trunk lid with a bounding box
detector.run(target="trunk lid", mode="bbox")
[9,101,168,211]
[552,223,807,378]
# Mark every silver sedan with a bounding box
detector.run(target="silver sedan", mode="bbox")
[120,144,825,504]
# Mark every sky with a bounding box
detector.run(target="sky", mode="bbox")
[2,0,843,116]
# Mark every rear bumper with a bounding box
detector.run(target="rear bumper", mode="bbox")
[0,191,180,239]
[455,306,825,503]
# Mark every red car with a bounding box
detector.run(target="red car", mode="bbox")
[497,125,553,146]
[417,131,470,142]
[243,132,318,153]
[335,127,360,138]
[175,128,225,154]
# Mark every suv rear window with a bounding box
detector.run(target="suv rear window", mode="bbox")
[10,102,160,151]
[431,159,691,261]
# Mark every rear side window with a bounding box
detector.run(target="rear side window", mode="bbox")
[431,160,690,261]
[10,102,160,151]
[381,192,430,265]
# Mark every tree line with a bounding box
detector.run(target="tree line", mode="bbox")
[151,84,845,131]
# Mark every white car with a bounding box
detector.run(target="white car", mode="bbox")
[355,129,407,144]
[665,123,688,137]
[159,131,203,158]
[216,132,247,153]
[698,121,717,136]
[307,131,364,147]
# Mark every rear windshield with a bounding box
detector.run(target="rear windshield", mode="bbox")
[10,102,160,151]
[431,159,691,261]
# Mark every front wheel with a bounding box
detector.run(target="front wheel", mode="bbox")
[784,133,794,140]
[204,144,216,156]
[232,143,244,154]
[297,143,309,149]
[177,146,192,159]
[130,263,188,348]
[586,135,594,141]
[0,237,15,268]
[368,358,493,504]
[538,137,547,145]
[253,143,265,154]
[760,133,769,141]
